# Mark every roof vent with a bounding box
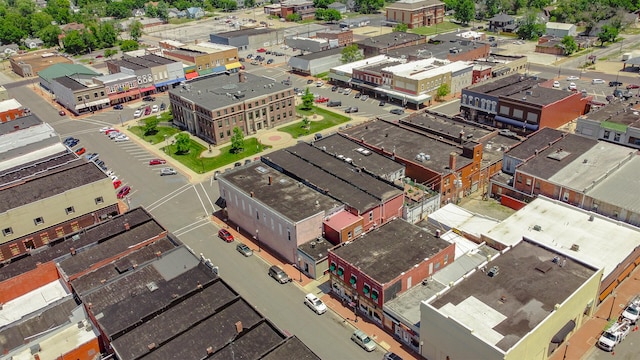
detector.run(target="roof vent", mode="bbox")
[533,225,542,231]
[570,244,580,251]
[311,241,316,248]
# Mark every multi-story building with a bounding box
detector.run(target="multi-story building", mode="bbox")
[355,32,426,57]
[169,72,296,145]
[386,35,491,62]
[93,73,140,106]
[209,28,285,50]
[385,0,445,29]
[575,100,640,149]
[471,54,528,83]
[115,54,186,91]
[460,74,590,133]
[51,75,110,114]
[104,58,155,96]
[38,63,101,93]
[0,98,27,123]
[280,0,315,20]
[316,29,353,47]
[329,218,454,327]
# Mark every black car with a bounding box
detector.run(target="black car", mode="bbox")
[239,57,245,62]
[143,96,155,102]
[266,50,272,55]
[267,58,274,64]
[234,162,242,167]
[160,102,166,111]
[390,108,405,115]
[331,85,338,92]
[246,54,253,59]
[113,104,123,110]
[379,100,386,106]
[307,79,314,84]
[609,81,623,87]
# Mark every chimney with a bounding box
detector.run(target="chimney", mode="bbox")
[250,191,254,197]
[207,347,214,355]
[238,71,246,83]
[449,152,457,171]
[124,222,130,231]
[435,229,441,238]
[70,247,76,256]
[459,130,465,140]
[147,343,156,350]
[235,321,243,334]
[268,176,272,185]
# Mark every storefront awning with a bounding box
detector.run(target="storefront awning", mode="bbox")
[225,62,242,70]
[495,115,538,131]
[551,320,575,343]
[215,197,227,208]
[139,86,155,92]
[185,72,198,80]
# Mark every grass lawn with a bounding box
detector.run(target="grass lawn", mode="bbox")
[129,125,181,145]
[163,137,265,173]
[278,105,350,138]
[411,21,463,35]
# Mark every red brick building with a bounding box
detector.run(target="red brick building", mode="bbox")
[385,0,445,29]
[316,29,353,47]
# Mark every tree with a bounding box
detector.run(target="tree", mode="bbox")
[354,0,384,14]
[97,22,118,48]
[129,20,143,41]
[30,12,54,35]
[302,116,310,130]
[106,1,131,19]
[436,83,450,101]
[393,23,408,32]
[561,35,578,55]
[44,0,71,25]
[244,0,256,7]
[157,1,169,21]
[340,44,363,63]
[322,8,342,22]
[597,24,619,46]
[37,25,62,47]
[230,127,245,154]
[175,133,190,154]
[63,30,87,54]
[516,11,545,40]
[104,48,118,58]
[301,88,314,110]
[120,39,139,51]
[143,116,160,135]
[453,0,475,25]
[313,0,332,8]
[285,13,301,21]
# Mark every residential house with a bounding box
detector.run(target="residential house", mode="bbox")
[545,22,577,37]
[488,13,516,32]
[329,218,455,327]
[23,37,44,49]
[186,7,205,19]
[385,0,445,29]
[0,44,19,56]
[132,8,145,17]
[167,7,183,18]
[51,76,110,114]
[57,22,85,48]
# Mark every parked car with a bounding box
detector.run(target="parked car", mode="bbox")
[304,293,327,314]
[553,81,560,88]
[117,185,131,199]
[354,92,361,99]
[383,352,403,360]
[257,48,267,52]
[627,84,640,89]
[112,179,122,189]
[66,139,79,147]
[246,54,253,59]
[360,95,369,101]
[327,100,342,107]
[236,243,253,257]
[331,85,338,92]
[114,135,129,142]
[152,104,159,113]
[609,81,623,87]
[58,110,66,116]
[307,79,314,84]
[351,330,377,352]
[144,106,151,115]
[75,147,86,155]
[239,57,245,62]
[134,109,142,118]
[160,167,177,176]
[100,126,115,133]
[160,102,166,111]
[106,129,119,136]
[316,81,324,87]
[343,88,352,95]
[86,153,98,161]
[109,131,121,139]
[143,96,155,101]
[390,108,405,115]
[344,106,358,113]
[251,60,259,65]
[379,100,386,106]
[218,228,234,242]
[591,78,605,84]
[113,104,124,110]
[267,58,274,64]
[149,158,166,165]
[568,82,577,91]
[269,265,291,283]
[315,96,329,103]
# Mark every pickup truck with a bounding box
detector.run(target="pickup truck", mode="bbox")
[597,319,632,351]
[620,295,640,324]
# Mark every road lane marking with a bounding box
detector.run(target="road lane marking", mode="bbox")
[146,183,193,211]
[192,184,210,217]
[199,182,216,213]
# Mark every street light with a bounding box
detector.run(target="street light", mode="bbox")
[353,294,358,323]
[562,342,570,360]
[255,229,260,252]
[298,256,303,282]
[608,291,617,321]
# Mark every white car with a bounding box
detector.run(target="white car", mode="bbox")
[361,95,369,101]
[566,76,579,81]
[568,82,577,91]
[553,81,560,88]
[108,131,121,139]
[99,126,115,133]
[304,293,327,314]
[152,104,159,113]
[316,81,324,87]
[134,109,142,118]
[343,88,352,95]
[114,135,129,142]
[592,78,605,84]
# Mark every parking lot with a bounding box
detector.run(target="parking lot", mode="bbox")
[550,75,640,103]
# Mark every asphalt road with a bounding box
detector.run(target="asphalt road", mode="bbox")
[7,84,382,359]
[586,319,640,360]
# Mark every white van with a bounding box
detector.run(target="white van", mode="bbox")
[592,79,605,84]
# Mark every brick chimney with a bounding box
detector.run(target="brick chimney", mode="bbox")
[449,152,457,171]
[235,321,243,334]
[238,71,246,83]
[124,222,130,231]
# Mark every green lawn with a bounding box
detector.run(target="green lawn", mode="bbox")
[129,125,181,145]
[410,21,463,36]
[278,105,350,138]
[163,137,265,173]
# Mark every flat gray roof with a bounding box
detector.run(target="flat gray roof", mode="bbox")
[504,127,566,160]
[295,46,343,61]
[314,133,405,179]
[219,162,341,222]
[386,39,486,61]
[588,155,640,214]
[332,219,451,283]
[466,74,546,96]
[111,59,147,70]
[217,27,276,37]
[502,86,574,107]
[298,236,334,261]
[355,32,424,49]
[169,72,292,111]
[0,114,42,135]
[582,100,640,127]
[430,240,597,351]
[0,161,108,213]
[52,76,87,90]
[341,119,473,173]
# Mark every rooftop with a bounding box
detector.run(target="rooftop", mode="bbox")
[298,236,335,261]
[384,59,473,81]
[0,208,154,282]
[430,239,597,351]
[386,0,444,10]
[514,131,599,180]
[140,53,176,65]
[261,336,321,360]
[484,196,640,279]
[219,162,341,221]
[0,113,42,135]
[168,72,291,111]
[355,59,404,73]
[0,148,75,185]
[0,161,108,213]
[386,40,488,61]
[501,86,574,107]
[294,46,343,61]
[0,280,69,328]
[587,155,640,215]
[341,119,473,173]
[53,75,96,91]
[94,72,137,83]
[504,127,566,160]
[427,203,500,238]
[355,32,424,50]
[581,100,640,128]
[546,22,575,30]
[465,74,546,96]
[0,122,57,157]
[331,55,401,75]
[0,98,22,112]
[181,42,238,53]
[313,133,404,180]
[37,63,100,83]
[332,219,451,283]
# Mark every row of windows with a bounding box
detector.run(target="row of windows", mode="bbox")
[330,262,380,301]
[229,192,293,240]
[499,105,539,122]
[462,95,497,113]
[0,200,98,236]
[603,130,621,142]
[77,91,106,102]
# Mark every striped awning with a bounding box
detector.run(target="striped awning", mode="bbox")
[225,62,242,70]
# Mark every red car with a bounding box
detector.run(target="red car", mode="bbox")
[627,84,640,89]
[218,228,234,243]
[149,158,167,165]
[58,110,66,116]
[75,147,86,155]
[144,106,151,115]
[117,185,131,199]
[105,129,119,135]
[315,97,329,103]
[113,179,122,189]
[257,48,267,53]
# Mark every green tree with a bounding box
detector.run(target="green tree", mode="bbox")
[313,0,332,8]
[340,44,363,63]
[354,0,384,14]
[120,39,139,51]
[143,117,160,135]
[97,22,118,48]
[0,14,28,45]
[30,12,54,35]
[63,30,87,54]
[106,1,131,19]
[104,48,118,58]
[516,11,545,40]
[324,8,342,22]
[597,24,619,46]
[44,0,71,25]
[561,35,578,55]
[393,23,408,32]
[436,83,450,101]
[230,127,245,154]
[157,1,169,21]
[129,20,144,41]
[302,116,310,130]
[285,13,301,21]
[37,25,62,47]
[146,4,159,18]
[245,0,256,7]
[175,133,190,154]
[301,88,315,110]
[453,0,475,25]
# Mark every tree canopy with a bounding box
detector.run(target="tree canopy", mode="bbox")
[354,0,384,14]
[340,44,363,63]
[230,127,245,154]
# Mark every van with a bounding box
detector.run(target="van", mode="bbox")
[268,265,291,284]
[327,100,342,107]
[592,79,605,84]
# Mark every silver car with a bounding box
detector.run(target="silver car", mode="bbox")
[160,167,177,176]
[236,243,253,257]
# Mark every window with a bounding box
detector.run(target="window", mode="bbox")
[512,109,523,119]
[347,231,352,240]
[350,274,357,288]
[614,133,621,142]
[526,178,532,186]
[65,206,75,215]
[363,283,371,297]
[369,211,373,221]
[219,132,224,138]
[2,227,12,236]
[517,175,522,183]
[337,266,344,278]
[603,130,610,139]
[444,254,449,264]
[95,196,104,204]
[256,211,260,220]
[34,217,44,225]
[527,112,538,122]
[435,262,440,270]
[287,228,291,241]
[371,289,379,301]
[499,105,509,115]
[330,262,336,273]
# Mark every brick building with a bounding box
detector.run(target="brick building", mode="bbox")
[355,32,426,57]
[385,0,445,29]
[316,29,353,47]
